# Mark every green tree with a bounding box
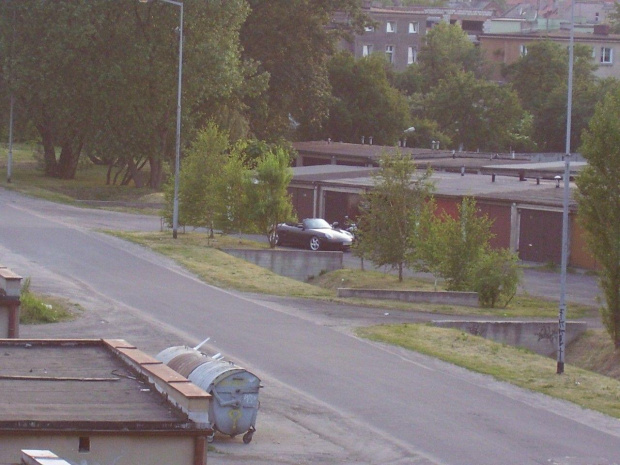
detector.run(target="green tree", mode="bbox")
[0,0,263,186]
[215,149,253,234]
[240,0,366,140]
[416,22,486,92]
[326,52,411,145]
[424,71,529,151]
[422,197,495,290]
[103,0,261,188]
[504,41,599,151]
[402,118,451,150]
[247,146,296,247]
[0,1,112,178]
[409,197,443,288]
[576,87,620,349]
[163,122,229,233]
[356,150,433,281]
[608,1,620,34]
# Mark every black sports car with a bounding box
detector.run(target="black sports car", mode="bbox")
[274,218,354,251]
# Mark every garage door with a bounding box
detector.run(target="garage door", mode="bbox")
[518,209,563,264]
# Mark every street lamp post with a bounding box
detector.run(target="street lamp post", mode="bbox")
[139,0,183,239]
[7,94,14,183]
[558,0,575,375]
[7,8,15,184]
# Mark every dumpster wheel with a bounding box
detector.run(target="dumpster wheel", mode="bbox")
[243,426,256,444]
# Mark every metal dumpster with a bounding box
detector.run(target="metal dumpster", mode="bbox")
[156,345,261,443]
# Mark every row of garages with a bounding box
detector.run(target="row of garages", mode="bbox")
[287,164,595,270]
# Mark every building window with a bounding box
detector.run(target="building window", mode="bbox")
[79,437,91,453]
[519,44,528,56]
[362,45,373,57]
[386,45,394,63]
[601,47,613,64]
[407,46,418,64]
[386,21,396,33]
[408,22,419,33]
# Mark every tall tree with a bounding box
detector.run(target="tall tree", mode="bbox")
[608,1,620,34]
[356,150,433,281]
[101,0,262,188]
[240,0,366,140]
[326,52,411,145]
[416,22,486,92]
[424,70,529,151]
[576,86,620,349]
[163,122,230,232]
[0,1,110,178]
[215,148,253,234]
[247,146,296,247]
[503,41,599,151]
[0,0,263,186]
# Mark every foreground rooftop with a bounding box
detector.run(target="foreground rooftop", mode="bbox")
[0,339,210,433]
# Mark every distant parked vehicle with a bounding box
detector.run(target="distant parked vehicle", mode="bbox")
[331,219,357,240]
[274,218,353,251]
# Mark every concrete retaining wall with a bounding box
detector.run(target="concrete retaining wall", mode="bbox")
[431,320,588,357]
[221,248,343,282]
[337,288,479,307]
[0,264,22,338]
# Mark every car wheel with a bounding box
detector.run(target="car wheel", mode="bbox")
[309,236,321,251]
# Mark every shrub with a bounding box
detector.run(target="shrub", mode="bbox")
[472,249,521,308]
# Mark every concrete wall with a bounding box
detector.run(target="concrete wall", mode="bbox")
[2,434,196,465]
[222,249,343,281]
[432,320,588,356]
[0,265,22,338]
[337,288,479,307]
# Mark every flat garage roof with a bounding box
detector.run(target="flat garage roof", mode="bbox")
[291,168,578,208]
[0,339,201,432]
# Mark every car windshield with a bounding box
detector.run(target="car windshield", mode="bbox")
[304,218,331,229]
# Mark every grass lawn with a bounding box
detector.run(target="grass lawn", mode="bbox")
[108,230,598,319]
[358,323,620,418]
[110,231,334,298]
[2,143,162,211]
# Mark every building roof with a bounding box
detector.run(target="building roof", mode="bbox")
[293,140,528,165]
[0,339,211,433]
[480,29,620,42]
[292,141,581,176]
[291,166,579,209]
[291,165,377,182]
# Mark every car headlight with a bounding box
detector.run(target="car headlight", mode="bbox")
[324,233,333,239]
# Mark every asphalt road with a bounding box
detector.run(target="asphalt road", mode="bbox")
[1,189,618,465]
